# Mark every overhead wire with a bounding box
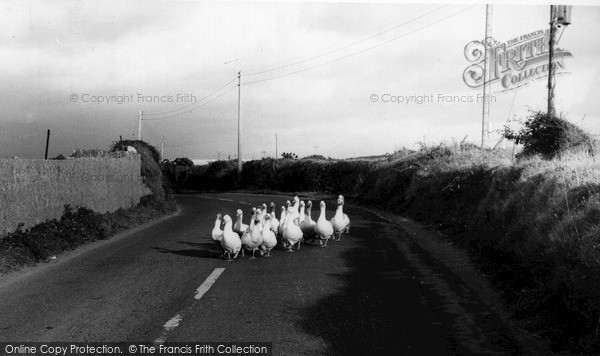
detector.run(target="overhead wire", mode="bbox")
[142,76,238,116]
[243,5,478,86]
[243,8,425,75]
[245,4,449,78]
[151,5,479,156]
[142,84,238,121]
[142,120,162,143]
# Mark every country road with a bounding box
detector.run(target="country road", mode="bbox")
[0,193,536,355]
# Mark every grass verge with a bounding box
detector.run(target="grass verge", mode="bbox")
[0,204,172,274]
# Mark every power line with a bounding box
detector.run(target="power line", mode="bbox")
[142,120,162,143]
[143,76,238,116]
[243,5,477,86]
[149,5,477,157]
[244,10,424,75]
[142,84,238,121]
[245,4,448,77]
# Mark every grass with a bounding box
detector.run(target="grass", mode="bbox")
[0,204,169,274]
[363,143,600,353]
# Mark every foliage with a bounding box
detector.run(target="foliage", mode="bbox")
[502,111,596,159]
[302,155,328,160]
[0,204,164,273]
[111,139,161,163]
[172,157,194,167]
[281,152,298,159]
[359,141,600,353]
[163,157,373,194]
[110,140,175,212]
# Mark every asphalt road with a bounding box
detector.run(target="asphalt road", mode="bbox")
[0,193,528,355]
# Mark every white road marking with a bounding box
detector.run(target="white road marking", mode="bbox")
[154,313,184,344]
[154,268,226,344]
[163,314,183,331]
[239,201,253,206]
[195,268,225,299]
[217,198,234,202]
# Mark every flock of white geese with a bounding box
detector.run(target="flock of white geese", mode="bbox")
[211,195,351,261]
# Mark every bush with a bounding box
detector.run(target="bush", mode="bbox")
[281,152,298,159]
[503,111,596,159]
[165,157,374,194]
[111,140,175,212]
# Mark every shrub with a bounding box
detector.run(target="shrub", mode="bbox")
[502,111,596,159]
[111,140,175,212]
[281,152,298,159]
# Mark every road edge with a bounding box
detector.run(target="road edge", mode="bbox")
[0,206,182,290]
[358,204,551,355]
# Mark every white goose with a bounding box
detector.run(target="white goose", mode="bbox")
[220,215,242,261]
[300,200,317,242]
[211,213,224,255]
[260,215,277,257]
[278,202,290,237]
[314,201,334,247]
[282,206,303,252]
[269,202,280,235]
[260,203,268,226]
[242,208,263,259]
[330,195,351,241]
[290,196,301,223]
[234,209,249,235]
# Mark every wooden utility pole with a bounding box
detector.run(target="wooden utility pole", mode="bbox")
[275,133,278,159]
[237,71,242,177]
[481,4,492,147]
[138,110,143,140]
[44,129,50,159]
[160,136,165,161]
[547,5,558,118]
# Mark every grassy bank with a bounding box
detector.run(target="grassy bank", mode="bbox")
[171,142,599,353]
[0,204,171,273]
[362,144,600,353]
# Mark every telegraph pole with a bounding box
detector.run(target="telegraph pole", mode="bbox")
[237,71,242,178]
[275,133,278,158]
[138,110,143,141]
[547,5,558,118]
[481,4,492,147]
[160,136,165,161]
[44,129,50,159]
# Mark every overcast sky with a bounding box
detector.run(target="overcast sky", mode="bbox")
[1,0,598,161]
